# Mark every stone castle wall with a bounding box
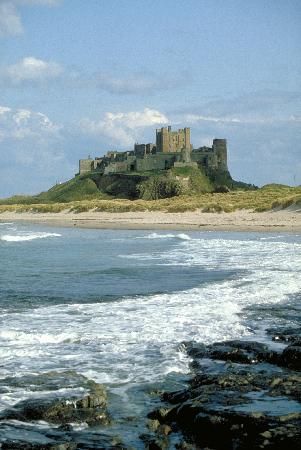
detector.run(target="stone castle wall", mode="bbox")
[79,159,94,174]
[156,126,191,153]
[78,127,228,176]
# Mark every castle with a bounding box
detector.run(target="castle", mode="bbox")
[78,126,228,176]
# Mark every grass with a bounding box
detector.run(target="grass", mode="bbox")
[0,175,111,206]
[36,175,108,202]
[171,166,213,193]
[0,185,300,214]
[0,171,300,215]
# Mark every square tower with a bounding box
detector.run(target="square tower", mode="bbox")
[156,126,191,153]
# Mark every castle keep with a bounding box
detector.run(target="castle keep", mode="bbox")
[79,126,228,176]
[156,126,191,153]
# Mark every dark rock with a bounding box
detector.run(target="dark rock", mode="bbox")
[140,433,169,450]
[155,400,301,449]
[148,408,172,422]
[1,382,110,426]
[150,338,301,449]
[205,340,276,365]
[270,375,301,401]
[267,327,301,343]
[0,423,128,450]
[281,344,301,370]
[183,339,280,365]
[209,346,258,364]
[181,341,207,359]
[175,441,196,449]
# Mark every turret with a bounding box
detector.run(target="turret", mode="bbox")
[79,158,93,175]
[213,139,228,171]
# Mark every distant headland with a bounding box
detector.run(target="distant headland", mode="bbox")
[0,125,300,220]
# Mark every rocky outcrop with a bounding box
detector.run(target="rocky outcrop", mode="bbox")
[267,326,301,344]
[147,332,301,449]
[281,343,301,370]
[0,372,120,449]
[1,381,109,426]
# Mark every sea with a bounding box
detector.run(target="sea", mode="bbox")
[0,221,300,447]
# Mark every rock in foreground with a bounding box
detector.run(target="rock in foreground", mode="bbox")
[0,372,119,449]
[147,337,301,449]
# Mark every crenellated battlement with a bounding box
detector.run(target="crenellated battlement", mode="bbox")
[79,126,228,176]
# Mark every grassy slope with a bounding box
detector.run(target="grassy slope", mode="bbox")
[36,176,109,202]
[171,166,213,193]
[0,175,109,205]
[0,185,300,214]
[0,172,300,213]
[0,168,213,205]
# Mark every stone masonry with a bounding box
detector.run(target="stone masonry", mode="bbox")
[78,126,228,176]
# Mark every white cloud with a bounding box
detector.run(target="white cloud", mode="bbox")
[180,113,300,126]
[1,56,63,84]
[80,108,169,146]
[0,104,61,143]
[0,2,23,36]
[183,114,242,124]
[0,104,67,198]
[0,102,74,197]
[0,0,61,37]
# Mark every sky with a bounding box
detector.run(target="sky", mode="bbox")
[0,0,300,197]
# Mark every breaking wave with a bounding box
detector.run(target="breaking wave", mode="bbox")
[0,232,61,242]
[139,232,191,240]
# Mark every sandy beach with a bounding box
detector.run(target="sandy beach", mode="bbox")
[0,209,300,232]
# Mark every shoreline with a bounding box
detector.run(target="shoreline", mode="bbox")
[0,209,300,232]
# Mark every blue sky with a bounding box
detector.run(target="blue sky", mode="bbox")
[0,0,300,196]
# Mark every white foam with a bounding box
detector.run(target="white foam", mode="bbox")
[176,233,191,240]
[0,232,300,410]
[0,386,88,413]
[139,232,191,240]
[0,232,61,242]
[139,232,175,239]
[0,329,77,345]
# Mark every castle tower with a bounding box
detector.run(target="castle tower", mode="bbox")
[184,127,190,150]
[79,158,94,175]
[156,126,191,153]
[212,139,228,171]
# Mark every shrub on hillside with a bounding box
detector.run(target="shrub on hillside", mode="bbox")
[214,185,231,193]
[138,176,182,200]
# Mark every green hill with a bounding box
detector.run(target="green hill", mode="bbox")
[0,175,106,205]
[0,176,300,213]
[36,176,106,203]
[0,166,259,207]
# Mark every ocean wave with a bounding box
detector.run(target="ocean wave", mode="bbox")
[1,230,300,408]
[0,278,253,385]
[139,232,191,240]
[0,232,61,242]
[0,329,76,344]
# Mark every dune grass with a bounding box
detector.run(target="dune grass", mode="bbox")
[0,184,300,214]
